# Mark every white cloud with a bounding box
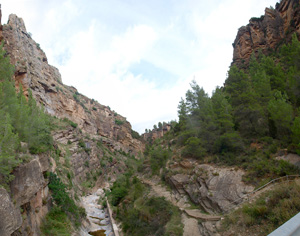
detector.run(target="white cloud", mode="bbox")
[1,0,279,133]
[111,25,157,68]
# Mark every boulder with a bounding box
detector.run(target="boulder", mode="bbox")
[10,159,45,206]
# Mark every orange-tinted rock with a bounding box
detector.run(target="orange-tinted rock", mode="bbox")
[142,124,171,142]
[232,0,300,67]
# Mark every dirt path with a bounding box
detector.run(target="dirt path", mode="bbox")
[182,214,201,236]
[141,178,185,208]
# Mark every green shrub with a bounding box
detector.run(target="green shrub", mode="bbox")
[131,129,141,140]
[70,121,77,128]
[48,172,86,227]
[148,146,170,175]
[115,119,124,125]
[121,196,181,236]
[182,137,206,159]
[78,140,90,154]
[111,186,128,206]
[73,93,79,102]
[108,172,183,236]
[78,140,85,148]
[84,161,89,167]
[41,207,71,236]
[213,132,244,154]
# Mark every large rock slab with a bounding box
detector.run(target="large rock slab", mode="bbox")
[10,159,45,206]
[168,164,254,213]
[276,153,300,168]
[0,188,22,236]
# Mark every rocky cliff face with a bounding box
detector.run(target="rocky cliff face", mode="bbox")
[1,13,143,155]
[232,0,300,67]
[0,9,145,236]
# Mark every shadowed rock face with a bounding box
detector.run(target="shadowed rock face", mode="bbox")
[8,158,51,236]
[167,164,254,213]
[232,0,300,67]
[0,188,22,236]
[1,14,144,155]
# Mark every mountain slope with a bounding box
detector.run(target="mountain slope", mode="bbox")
[1,13,143,155]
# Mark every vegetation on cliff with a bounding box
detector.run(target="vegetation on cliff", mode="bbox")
[0,44,52,186]
[0,44,87,235]
[41,172,86,236]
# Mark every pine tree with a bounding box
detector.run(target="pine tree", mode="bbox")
[177,98,188,131]
[211,87,234,134]
[268,91,293,141]
[0,112,20,184]
[211,87,243,154]
[225,65,268,138]
[183,80,218,154]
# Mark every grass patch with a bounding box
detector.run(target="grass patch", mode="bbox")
[41,207,71,236]
[48,172,86,227]
[221,182,300,235]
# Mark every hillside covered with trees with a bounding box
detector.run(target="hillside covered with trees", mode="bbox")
[130,33,300,235]
[171,34,300,175]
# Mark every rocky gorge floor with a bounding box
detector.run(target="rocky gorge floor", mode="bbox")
[80,189,114,236]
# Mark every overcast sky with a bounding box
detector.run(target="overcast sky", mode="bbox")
[2,0,278,133]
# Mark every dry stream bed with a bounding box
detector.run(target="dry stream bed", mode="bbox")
[80,189,114,236]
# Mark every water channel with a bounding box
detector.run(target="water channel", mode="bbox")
[80,189,114,236]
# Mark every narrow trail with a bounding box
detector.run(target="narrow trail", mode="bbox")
[182,214,202,236]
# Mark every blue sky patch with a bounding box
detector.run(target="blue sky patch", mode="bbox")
[129,60,177,89]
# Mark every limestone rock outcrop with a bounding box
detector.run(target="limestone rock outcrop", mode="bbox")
[232,0,300,67]
[0,188,22,236]
[167,163,254,213]
[10,159,45,206]
[9,157,51,236]
[142,124,171,142]
[1,14,144,155]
